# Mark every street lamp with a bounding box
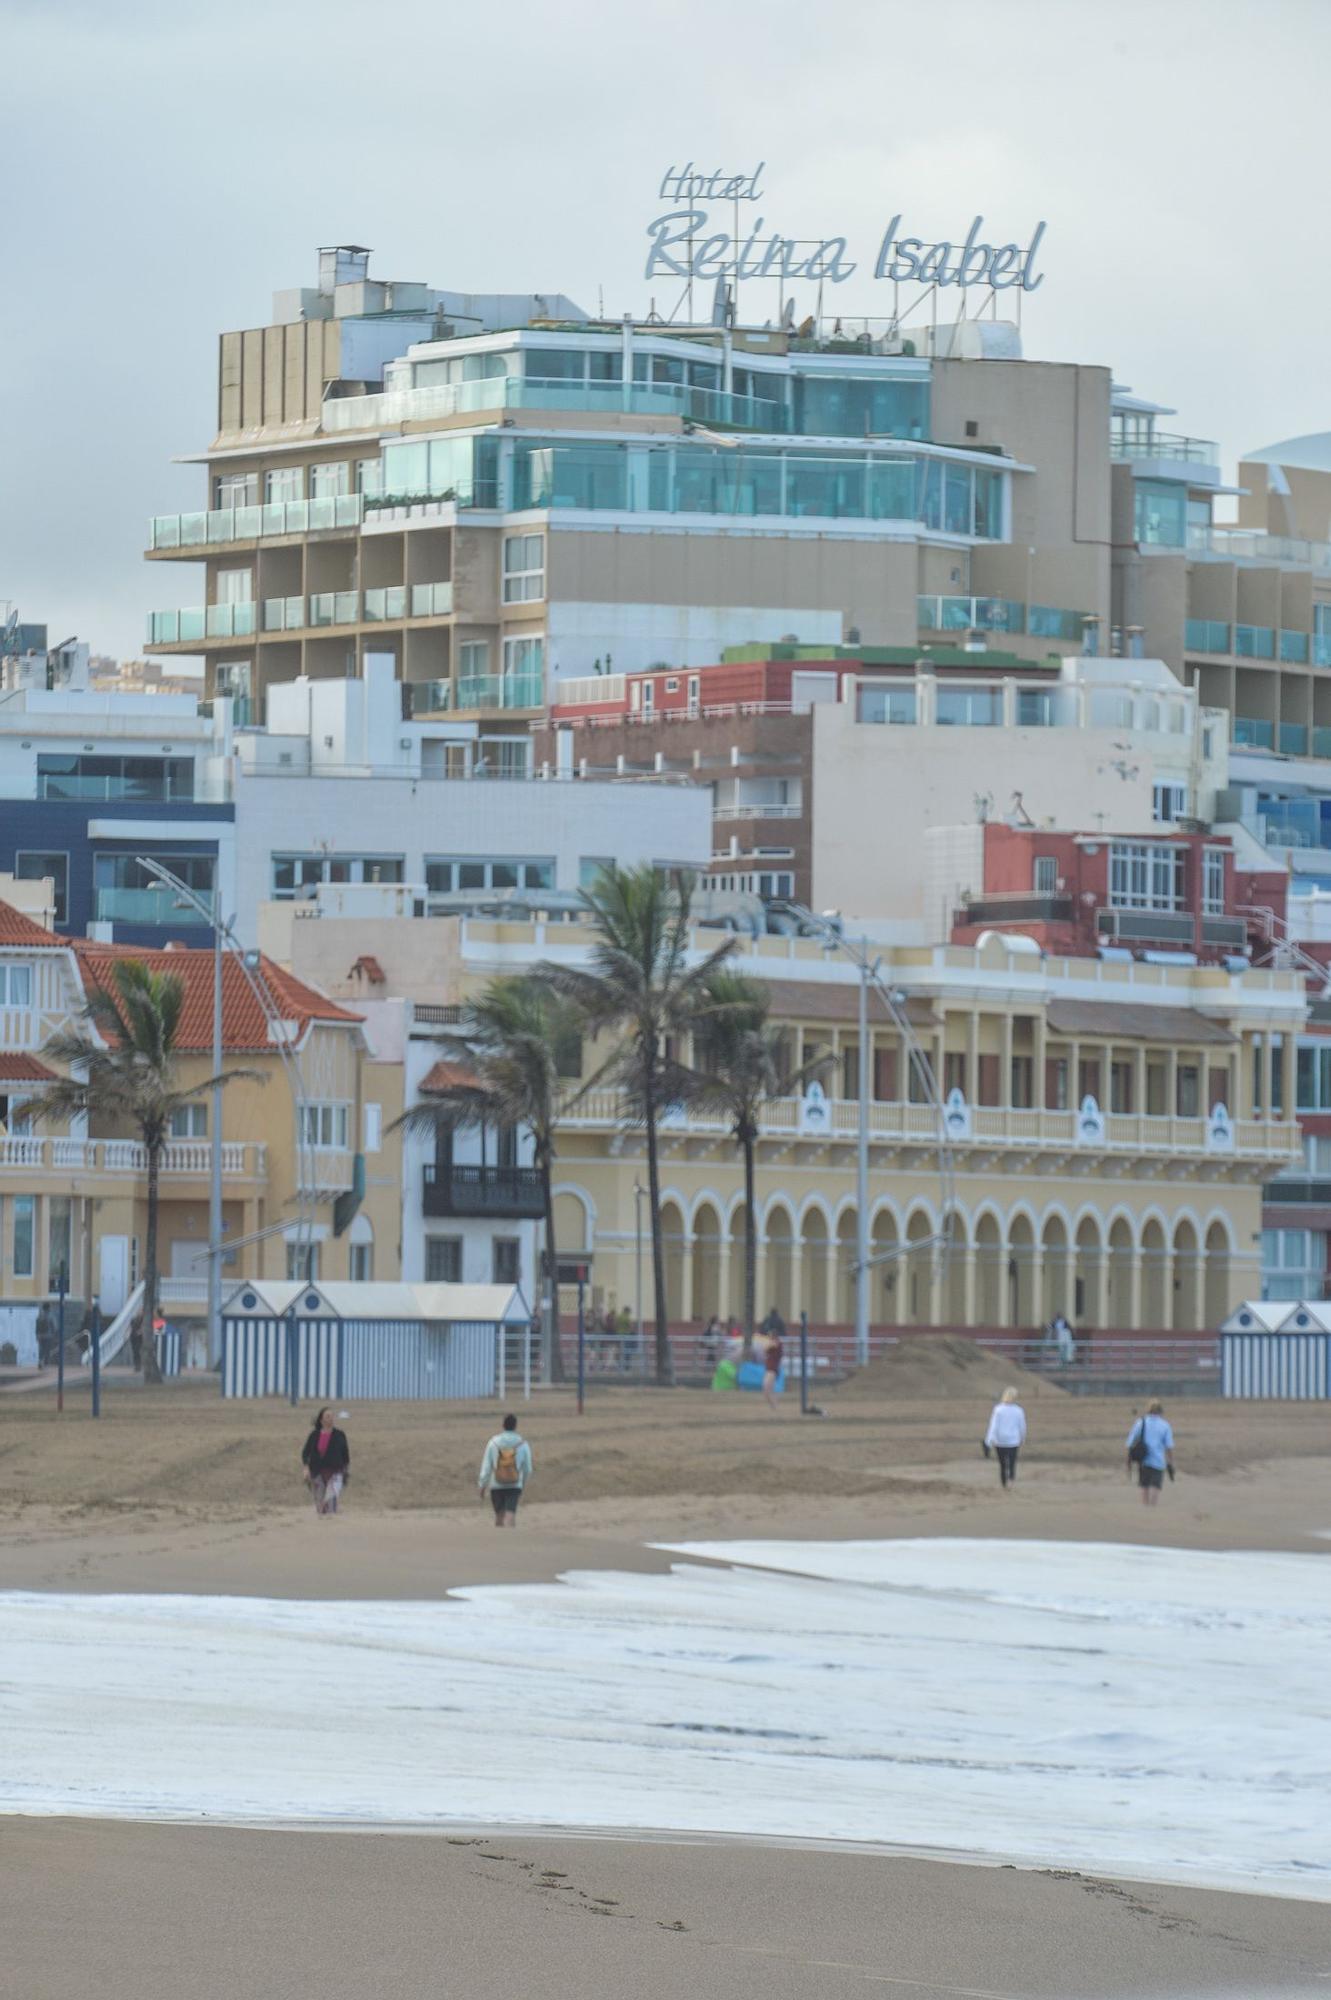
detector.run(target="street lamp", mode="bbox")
[633,1181,646,1373]
[777,905,956,1367]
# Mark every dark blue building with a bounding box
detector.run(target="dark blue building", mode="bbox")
[0,799,234,946]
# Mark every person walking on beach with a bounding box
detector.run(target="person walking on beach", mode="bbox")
[984,1386,1027,1489]
[479,1412,533,1527]
[301,1406,350,1516]
[1127,1400,1175,1506]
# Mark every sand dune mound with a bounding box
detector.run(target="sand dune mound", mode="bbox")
[836,1335,1063,1402]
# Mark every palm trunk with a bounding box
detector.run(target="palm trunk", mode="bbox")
[643,1079,671,1384]
[142,1139,163,1384]
[541,1148,564,1384]
[743,1126,757,1344]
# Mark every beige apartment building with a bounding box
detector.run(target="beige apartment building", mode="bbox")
[143,246,1110,740]
[269,905,1305,1337]
[0,900,401,1341]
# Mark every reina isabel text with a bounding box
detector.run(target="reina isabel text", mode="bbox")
[645,165,1045,292]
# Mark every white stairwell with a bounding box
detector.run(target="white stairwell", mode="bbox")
[81,1282,145,1368]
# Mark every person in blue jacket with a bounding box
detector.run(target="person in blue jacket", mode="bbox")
[1126,1400,1175,1507]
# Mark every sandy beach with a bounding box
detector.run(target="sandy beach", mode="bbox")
[4,1361,1331,1997]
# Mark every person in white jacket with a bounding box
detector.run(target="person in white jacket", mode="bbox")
[984,1386,1027,1490]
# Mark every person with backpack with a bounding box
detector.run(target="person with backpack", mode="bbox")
[984,1385,1027,1489]
[1126,1399,1175,1507]
[478,1412,533,1527]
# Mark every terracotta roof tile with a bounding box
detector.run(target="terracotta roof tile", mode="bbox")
[0,900,62,947]
[420,1058,480,1093]
[350,955,386,983]
[0,1055,58,1082]
[72,940,363,1054]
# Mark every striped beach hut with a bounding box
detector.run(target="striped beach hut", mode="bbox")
[221,1281,529,1401]
[1220,1300,1331,1400]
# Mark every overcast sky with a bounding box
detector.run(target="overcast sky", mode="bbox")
[4,0,1328,661]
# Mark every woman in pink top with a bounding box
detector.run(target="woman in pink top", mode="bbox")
[300,1406,350,1515]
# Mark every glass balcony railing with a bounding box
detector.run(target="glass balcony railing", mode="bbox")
[454,673,544,710]
[321,374,792,436]
[406,679,453,714]
[1233,717,1275,749]
[1279,723,1309,756]
[1314,727,1331,759]
[363,586,406,622]
[147,603,255,644]
[409,581,453,617]
[1315,635,1331,668]
[1280,629,1310,663]
[94,886,211,925]
[262,596,305,632]
[1236,624,1276,659]
[1257,800,1321,847]
[148,494,364,551]
[309,591,359,627]
[1187,523,1331,572]
[917,595,1026,634]
[1027,604,1086,642]
[1110,430,1219,464]
[1184,617,1231,653]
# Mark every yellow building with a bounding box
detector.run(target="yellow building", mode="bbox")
[0,900,401,1341]
[430,917,1305,1339]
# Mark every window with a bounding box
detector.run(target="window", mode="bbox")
[15,852,68,924]
[458,641,489,680]
[426,856,555,895]
[286,1239,321,1281]
[641,679,654,716]
[1153,783,1189,824]
[265,467,303,504]
[426,1236,462,1283]
[170,1104,207,1138]
[1033,856,1058,895]
[1261,1227,1327,1302]
[858,686,917,726]
[349,1240,373,1282]
[1176,1062,1200,1117]
[492,1238,521,1286]
[37,755,194,803]
[12,1195,34,1279]
[1296,1039,1331,1111]
[1010,1056,1034,1109]
[215,472,259,509]
[687,675,700,715]
[936,688,1000,727]
[0,964,32,1007]
[272,855,405,899]
[1110,1060,1134,1113]
[1203,847,1227,916]
[356,458,384,498]
[215,566,253,606]
[299,1103,350,1150]
[1108,841,1186,911]
[48,1195,72,1291]
[1045,1056,1069,1110]
[363,1103,382,1153]
[309,462,350,499]
[1134,479,1187,548]
[502,533,545,603]
[502,634,544,694]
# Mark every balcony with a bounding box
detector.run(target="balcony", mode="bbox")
[422,1163,544,1218]
[93,886,212,926]
[1187,524,1331,572]
[406,679,453,715]
[259,585,455,634]
[147,603,256,645]
[1233,717,1275,749]
[1185,617,1231,654]
[1110,430,1219,465]
[454,672,544,711]
[960,892,1073,925]
[148,495,364,552]
[1097,907,1194,946]
[918,594,1026,635]
[0,1136,266,1178]
[410,581,453,617]
[1236,624,1276,660]
[320,374,792,437]
[1280,630,1310,663]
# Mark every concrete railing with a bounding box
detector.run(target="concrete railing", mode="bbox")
[0,1138,267,1176]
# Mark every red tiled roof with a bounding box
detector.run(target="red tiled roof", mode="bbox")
[350,955,386,983]
[72,940,363,1054]
[0,1055,58,1083]
[420,1059,480,1093]
[0,900,62,947]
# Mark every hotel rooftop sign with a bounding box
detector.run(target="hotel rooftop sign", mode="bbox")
[645,163,1046,293]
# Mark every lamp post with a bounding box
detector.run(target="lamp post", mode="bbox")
[633,1181,646,1378]
[208,895,223,1365]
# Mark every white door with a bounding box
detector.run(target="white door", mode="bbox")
[98,1236,130,1317]
[170,1239,209,1297]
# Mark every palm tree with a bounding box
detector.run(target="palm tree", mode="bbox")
[42,960,247,1383]
[391,977,582,1382]
[691,970,833,1347]
[542,864,737,1383]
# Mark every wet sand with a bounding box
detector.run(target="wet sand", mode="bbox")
[4,1379,1330,1996]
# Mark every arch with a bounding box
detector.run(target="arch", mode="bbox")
[802,1205,830,1327]
[726,1201,748,1331]
[973,1211,1003,1326]
[1040,1211,1071,1321]
[905,1209,935,1326]
[1074,1214,1103,1327]
[1171,1216,1201,1332]
[551,1186,592,1253]
[1008,1211,1037,1329]
[871,1208,900,1328]
[764,1202,795,1327]
[1106,1214,1136,1329]
[1203,1218,1232,1329]
[691,1201,722,1324]
[1139,1216,1168,1329]
[835,1209,857,1325]
[659,1198,687,1323]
